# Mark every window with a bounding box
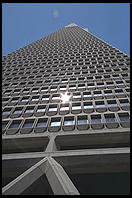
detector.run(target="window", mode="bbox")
[50,120,61,127]
[41,87,48,92]
[42,95,50,102]
[69,84,76,91]
[13,89,21,94]
[105,114,116,123]
[91,115,101,123]
[83,102,93,109]
[97,82,104,87]
[116,80,124,85]
[2,121,8,130]
[95,101,105,108]
[107,100,117,107]
[32,88,39,93]
[36,106,46,113]
[31,96,39,102]
[87,82,95,88]
[48,106,57,112]
[72,103,81,111]
[11,97,19,103]
[25,107,34,114]
[37,119,47,127]
[13,108,23,115]
[118,113,130,122]
[78,84,86,90]
[21,97,29,102]
[60,105,69,111]
[115,89,124,95]
[50,86,57,92]
[119,99,129,106]
[4,90,11,95]
[2,98,9,105]
[72,92,81,100]
[77,115,88,125]
[60,85,67,91]
[52,94,60,102]
[93,91,102,97]
[9,120,21,129]
[104,90,113,96]
[83,92,92,99]
[64,117,74,126]
[23,89,30,94]
[23,120,34,128]
[3,108,11,115]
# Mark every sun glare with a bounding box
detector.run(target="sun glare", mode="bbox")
[61,93,71,103]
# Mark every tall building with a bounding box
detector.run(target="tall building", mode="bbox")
[2,24,130,195]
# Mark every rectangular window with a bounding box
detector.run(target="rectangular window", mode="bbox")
[78,115,88,125]
[91,115,101,123]
[119,99,129,106]
[4,90,11,95]
[42,95,50,101]
[83,102,93,109]
[32,97,39,101]
[37,106,46,113]
[25,107,34,113]
[72,103,81,110]
[23,89,30,94]
[105,114,116,123]
[23,120,34,128]
[83,92,92,98]
[11,98,19,103]
[64,120,74,126]
[2,98,9,104]
[51,121,61,127]
[9,120,21,129]
[52,94,60,101]
[21,97,29,102]
[94,91,102,97]
[49,107,57,112]
[2,122,8,130]
[107,100,117,107]
[118,113,129,122]
[3,109,11,115]
[13,108,23,114]
[95,101,105,108]
[14,89,21,94]
[104,90,112,96]
[64,117,74,126]
[37,119,47,127]
[32,88,39,93]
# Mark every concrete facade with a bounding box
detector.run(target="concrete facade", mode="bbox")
[2,24,130,195]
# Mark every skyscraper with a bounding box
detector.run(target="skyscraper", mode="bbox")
[2,24,130,195]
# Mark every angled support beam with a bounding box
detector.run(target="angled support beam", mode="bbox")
[45,157,80,195]
[2,156,80,195]
[2,157,48,195]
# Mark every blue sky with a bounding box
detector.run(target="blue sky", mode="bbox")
[2,3,130,56]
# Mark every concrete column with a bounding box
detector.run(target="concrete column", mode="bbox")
[45,157,80,195]
[45,134,57,152]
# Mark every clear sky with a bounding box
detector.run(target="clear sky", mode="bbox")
[2,3,130,56]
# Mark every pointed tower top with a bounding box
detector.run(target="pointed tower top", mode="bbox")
[65,23,89,32]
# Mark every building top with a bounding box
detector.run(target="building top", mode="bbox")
[65,23,89,32]
[65,23,78,27]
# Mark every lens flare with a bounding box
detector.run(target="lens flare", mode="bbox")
[61,93,71,103]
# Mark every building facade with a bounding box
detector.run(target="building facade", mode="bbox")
[2,24,130,195]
